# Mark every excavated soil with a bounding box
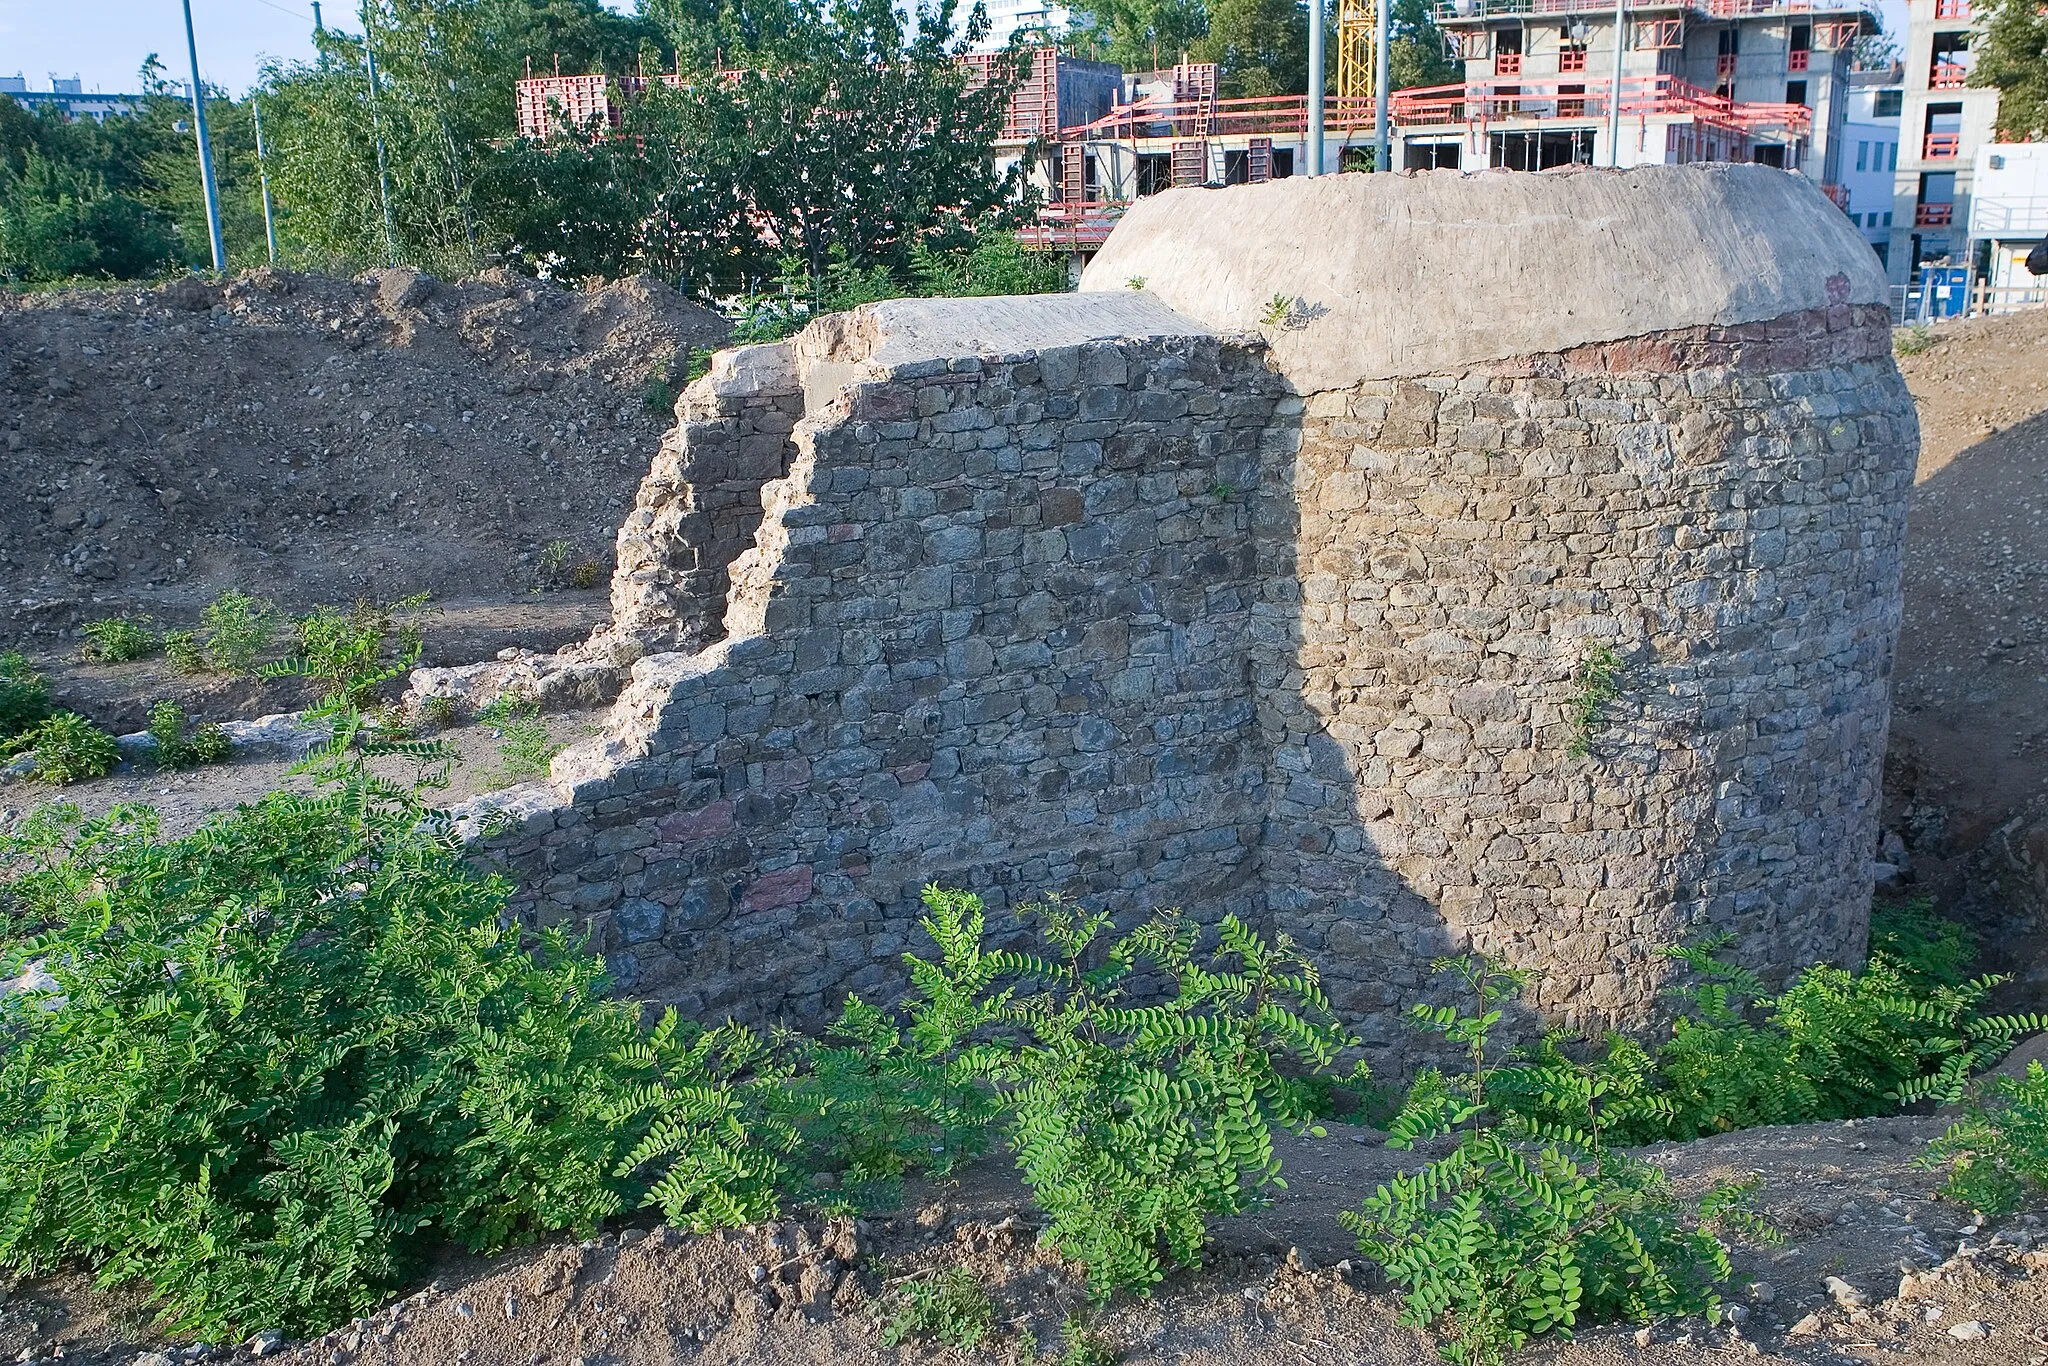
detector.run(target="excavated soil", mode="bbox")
[0,267,726,648]
[6,1115,2048,1366]
[1887,308,2048,981]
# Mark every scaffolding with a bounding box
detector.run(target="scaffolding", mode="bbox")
[1337,0,1380,109]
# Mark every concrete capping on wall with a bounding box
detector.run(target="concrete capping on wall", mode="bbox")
[1080,164,1891,394]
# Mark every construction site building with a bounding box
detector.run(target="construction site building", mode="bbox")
[1840,67,1902,267]
[1886,0,2001,284]
[1392,0,1874,185]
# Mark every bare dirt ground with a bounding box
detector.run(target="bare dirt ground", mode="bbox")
[0,267,725,649]
[1887,308,2048,986]
[5,1115,2047,1366]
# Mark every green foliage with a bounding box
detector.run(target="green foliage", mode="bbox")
[200,591,277,675]
[780,989,1000,1209]
[0,652,53,751]
[17,712,119,784]
[420,693,459,730]
[849,889,1351,1300]
[1894,323,1936,356]
[879,1265,997,1350]
[1259,293,1294,327]
[1480,907,2043,1145]
[1564,645,1624,758]
[162,630,205,675]
[612,1014,799,1232]
[80,615,156,663]
[0,777,690,1340]
[147,700,232,771]
[479,695,561,780]
[1923,1062,2048,1216]
[262,594,430,709]
[1343,957,1772,1366]
[536,540,606,590]
[1971,0,2048,141]
[1054,1318,1121,1366]
[1650,920,2041,1132]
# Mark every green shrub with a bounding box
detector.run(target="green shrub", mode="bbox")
[535,541,605,591]
[879,1265,996,1350]
[823,890,1350,1300]
[200,591,276,674]
[1894,323,1936,356]
[18,712,118,783]
[1488,908,2043,1145]
[479,696,560,780]
[146,701,232,771]
[0,781,749,1340]
[1922,1061,2048,1216]
[162,630,206,675]
[1651,916,2040,1133]
[420,694,459,729]
[262,595,429,709]
[1343,956,1772,1366]
[80,616,156,663]
[0,652,52,750]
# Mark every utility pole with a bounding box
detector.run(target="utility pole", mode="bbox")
[1307,0,1324,176]
[360,1,398,264]
[1607,0,1627,167]
[311,0,323,31]
[253,97,279,264]
[180,0,227,272]
[1373,0,1390,172]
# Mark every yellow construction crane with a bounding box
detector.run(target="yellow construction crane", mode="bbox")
[1336,0,1378,107]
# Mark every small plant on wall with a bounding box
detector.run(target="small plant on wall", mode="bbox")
[1565,645,1625,758]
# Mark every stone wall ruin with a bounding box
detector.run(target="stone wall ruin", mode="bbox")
[456,164,1917,1055]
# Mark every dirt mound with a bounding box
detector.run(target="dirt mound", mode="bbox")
[0,267,727,647]
[1887,308,2048,982]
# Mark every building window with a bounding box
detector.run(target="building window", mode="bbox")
[1888,141,1898,171]
[1135,153,1172,197]
[1786,80,1807,105]
[1875,89,1902,117]
[1857,141,1869,171]
[1883,211,1893,226]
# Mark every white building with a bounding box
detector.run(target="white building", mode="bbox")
[1841,69,1902,266]
[1887,0,2000,282]
[1968,142,2048,302]
[966,0,1071,50]
[1,73,143,121]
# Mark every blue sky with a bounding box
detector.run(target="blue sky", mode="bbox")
[8,0,1910,98]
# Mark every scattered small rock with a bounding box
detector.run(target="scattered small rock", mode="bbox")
[1948,1319,1990,1340]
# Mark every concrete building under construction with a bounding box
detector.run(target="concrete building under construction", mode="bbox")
[513,24,1873,256]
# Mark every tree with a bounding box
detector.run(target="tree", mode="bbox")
[1386,0,1459,91]
[1063,0,1211,72]
[259,0,654,274]
[1971,0,2048,142]
[1193,0,1307,95]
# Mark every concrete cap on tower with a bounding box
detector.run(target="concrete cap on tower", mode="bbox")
[1080,164,1888,392]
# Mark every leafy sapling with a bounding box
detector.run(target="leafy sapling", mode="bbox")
[1922,1061,2048,1216]
[1343,955,1773,1366]
[80,616,156,663]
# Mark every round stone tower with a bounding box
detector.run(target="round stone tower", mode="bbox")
[1085,164,1918,1045]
